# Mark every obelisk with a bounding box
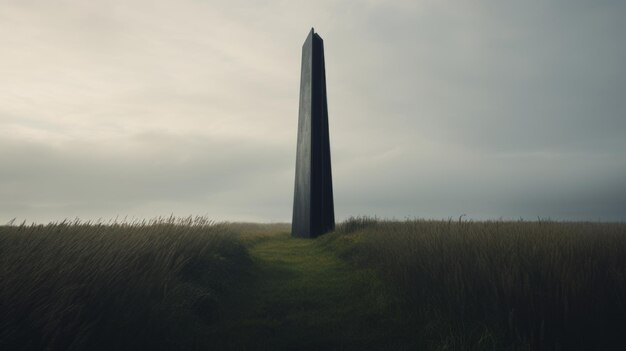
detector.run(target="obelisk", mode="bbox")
[292,28,335,238]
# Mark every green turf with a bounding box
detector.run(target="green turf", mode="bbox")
[208,232,411,350]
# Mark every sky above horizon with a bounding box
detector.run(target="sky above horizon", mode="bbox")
[1,0,625,223]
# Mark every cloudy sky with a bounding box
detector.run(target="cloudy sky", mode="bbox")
[1,0,625,223]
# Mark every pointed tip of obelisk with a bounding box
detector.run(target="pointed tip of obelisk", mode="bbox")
[310,27,322,42]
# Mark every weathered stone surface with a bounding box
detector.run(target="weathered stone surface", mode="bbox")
[292,28,335,238]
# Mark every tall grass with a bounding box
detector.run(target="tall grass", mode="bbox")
[3,216,624,350]
[0,217,251,351]
[337,218,626,350]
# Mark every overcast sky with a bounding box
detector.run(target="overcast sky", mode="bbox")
[1,0,625,223]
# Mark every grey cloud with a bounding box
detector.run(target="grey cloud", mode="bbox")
[336,1,626,153]
[0,133,292,222]
[333,148,626,221]
[1,0,625,223]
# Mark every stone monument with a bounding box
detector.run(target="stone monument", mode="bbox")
[292,28,335,238]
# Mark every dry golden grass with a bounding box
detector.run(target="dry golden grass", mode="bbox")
[2,217,624,350]
[333,218,626,350]
[0,217,251,351]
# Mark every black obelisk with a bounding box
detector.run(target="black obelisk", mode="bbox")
[292,28,335,238]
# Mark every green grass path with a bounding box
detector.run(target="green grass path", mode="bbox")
[212,232,408,350]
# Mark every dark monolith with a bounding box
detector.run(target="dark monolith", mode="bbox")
[292,28,335,238]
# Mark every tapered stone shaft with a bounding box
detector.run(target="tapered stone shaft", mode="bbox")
[292,28,335,238]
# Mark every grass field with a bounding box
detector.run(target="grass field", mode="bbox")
[330,218,626,350]
[1,218,625,350]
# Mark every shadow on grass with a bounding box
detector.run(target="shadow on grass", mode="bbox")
[206,232,418,350]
